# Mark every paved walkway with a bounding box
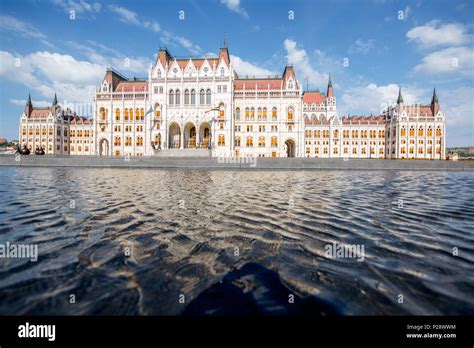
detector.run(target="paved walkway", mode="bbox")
[0,155,473,171]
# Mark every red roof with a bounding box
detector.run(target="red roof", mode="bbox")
[115,81,148,92]
[303,92,325,105]
[234,79,283,90]
[418,106,434,116]
[29,109,50,118]
[341,116,385,124]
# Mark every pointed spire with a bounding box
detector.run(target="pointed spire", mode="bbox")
[223,35,227,48]
[26,93,32,108]
[431,87,440,115]
[432,87,438,104]
[397,87,404,104]
[327,74,333,97]
[52,92,57,106]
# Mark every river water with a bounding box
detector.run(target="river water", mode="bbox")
[0,167,473,315]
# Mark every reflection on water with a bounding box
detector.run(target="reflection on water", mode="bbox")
[0,167,473,315]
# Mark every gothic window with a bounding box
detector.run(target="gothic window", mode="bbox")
[218,134,225,146]
[272,107,277,120]
[175,90,180,105]
[184,89,190,105]
[155,103,161,117]
[115,108,121,121]
[200,89,205,104]
[191,89,196,105]
[206,89,211,104]
[236,107,240,120]
[169,90,174,105]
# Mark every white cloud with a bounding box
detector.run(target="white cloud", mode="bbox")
[9,99,52,108]
[51,0,102,15]
[407,21,471,48]
[0,15,53,47]
[349,39,375,54]
[230,55,276,77]
[160,31,202,56]
[339,83,425,116]
[220,0,249,19]
[109,5,160,32]
[67,40,149,75]
[0,50,103,111]
[412,46,474,77]
[284,39,327,89]
[439,86,474,146]
[176,36,202,56]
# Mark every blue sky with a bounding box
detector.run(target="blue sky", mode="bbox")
[0,0,473,146]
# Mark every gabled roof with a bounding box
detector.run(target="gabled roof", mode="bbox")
[234,78,283,90]
[303,91,326,105]
[115,81,148,92]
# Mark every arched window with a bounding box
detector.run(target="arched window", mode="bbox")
[137,136,143,146]
[100,107,106,119]
[272,107,277,120]
[409,127,415,137]
[140,108,145,119]
[218,134,225,146]
[125,136,132,146]
[418,127,424,137]
[427,127,433,137]
[263,107,267,120]
[169,90,174,105]
[220,67,225,77]
[401,127,406,137]
[124,108,129,121]
[287,107,294,121]
[184,89,190,105]
[206,89,211,104]
[219,103,225,118]
[258,136,265,147]
[191,89,196,105]
[114,136,121,146]
[129,108,133,121]
[334,130,339,138]
[236,107,240,120]
[245,107,249,120]
[235,136,241,147]
[115,108,121,121]
[271,136,278,147]
[250,107,255,120]
[154,103,161,117]
[135,108,140,120]
[246,136,253,147]
[200,89,205,104]
[175,90,180,105]
[257,107,262,120]
[436,127,441,137]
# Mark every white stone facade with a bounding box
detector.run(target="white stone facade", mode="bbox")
[19,43,446,160]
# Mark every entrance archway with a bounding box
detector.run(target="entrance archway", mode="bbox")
[99,138,109,156]
[285,139,296,157]
[168,123,181,149]
[184,122,196,148]
[199,123,211,149]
